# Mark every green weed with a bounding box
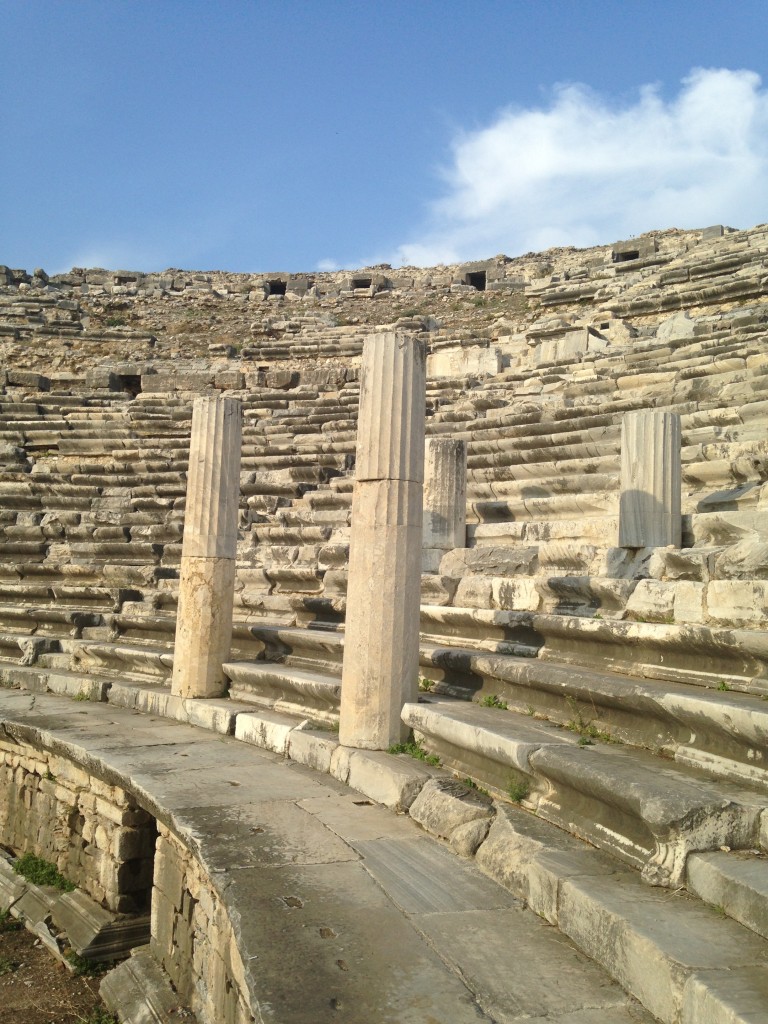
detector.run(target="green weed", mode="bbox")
[716,681,732,692]
[13,852,75,891]
[0,956,16,975]
[564,695,614,743]
[462,777,491,797]
[0,910,20,932]
[82,1010,119,1024]
[66,951,107,977]
[479,694,508,710]
[507,778,530,803]
[388,740,441,767]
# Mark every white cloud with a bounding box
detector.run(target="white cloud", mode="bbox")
[316,258,342,271]
[392,68,768,267]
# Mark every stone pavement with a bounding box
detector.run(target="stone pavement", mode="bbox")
[0,688,655,1024]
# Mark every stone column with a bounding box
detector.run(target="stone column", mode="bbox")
[339,332,426,750]
[423,438,467,572]
[171,397,242,699]
[619,410,681,548]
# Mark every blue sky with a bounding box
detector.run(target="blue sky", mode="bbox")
[2,1,767,274]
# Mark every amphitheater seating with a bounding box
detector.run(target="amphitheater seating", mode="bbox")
[2,224,768,1021]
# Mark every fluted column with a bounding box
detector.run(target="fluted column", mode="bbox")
[171,397,242,698]
[423,438,467,572]
[339,332,426,749]
[619,411,681,548]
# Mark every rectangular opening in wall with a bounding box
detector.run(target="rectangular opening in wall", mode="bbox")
[267,280,287,296]
[613,251,639,263]
[465,271,486,291]
[116,374,142,396]
[351,278,372,289]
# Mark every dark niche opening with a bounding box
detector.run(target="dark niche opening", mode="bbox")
[351,277,372,289]
[117,374,142,397]
[613,250,639,263]
[465,271,486,291]
[267,279,287,296]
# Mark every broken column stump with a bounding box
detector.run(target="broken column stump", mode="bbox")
[619,410,681,548]
[423,437,467,572]
[171,396,242,699]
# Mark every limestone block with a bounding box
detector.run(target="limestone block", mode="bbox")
[427,345,501,378]
[450,816,493,858]
[354,332,426,483]
[493,577,541,612]
[408,777,493,841]
[715,538,768,580]
[625,580,676,623]
[420,574,458,606]
[234,710,297,754]
[214,370,245,390]
[332,748,432,810]
[649,547,713,582]
[7,370,50,390]
[454,575,494,609]
[287,728,338,774]
[619,411,681,548]
[707,580,768,627]
[673,582,706,624]
[656,311,696,341]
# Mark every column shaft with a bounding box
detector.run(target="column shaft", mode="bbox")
[339,333,426,749]
[423,438,467,572]
[619,411,681,547]
[171,397,242,698]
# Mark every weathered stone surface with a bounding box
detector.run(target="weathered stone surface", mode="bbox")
[408,776,493,841]
[423,437,467,571]
[172,396,241,699]
[339,332,425,749]
[619,411,681,547]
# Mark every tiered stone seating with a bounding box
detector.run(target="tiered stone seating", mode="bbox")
[2,225,768,1023]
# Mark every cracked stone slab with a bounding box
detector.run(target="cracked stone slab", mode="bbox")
[298,792,421,843]
[173,800,359,870]
[354,836,517,914]
[225,860,492,1024]
[413,907,657,1024]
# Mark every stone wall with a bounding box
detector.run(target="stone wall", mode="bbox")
[152,826,251,1024]
[0,736,156,913]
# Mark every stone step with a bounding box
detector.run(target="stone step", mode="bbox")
[418,643,768,787]
[223,660,341,719]
[70,638,174,680]
[420,602,768,692]
[471,798,768,1024]
[403,695,767,886]
[687,850,768,941]
[0,602,103,636]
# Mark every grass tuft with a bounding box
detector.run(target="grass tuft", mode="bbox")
[388,740,441,767]
[13,852,75,891]
[479,694,508,710]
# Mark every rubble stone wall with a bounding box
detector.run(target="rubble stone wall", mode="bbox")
[152,826,251,1024]
[0,731,251,1023]
[0,735,156,913]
